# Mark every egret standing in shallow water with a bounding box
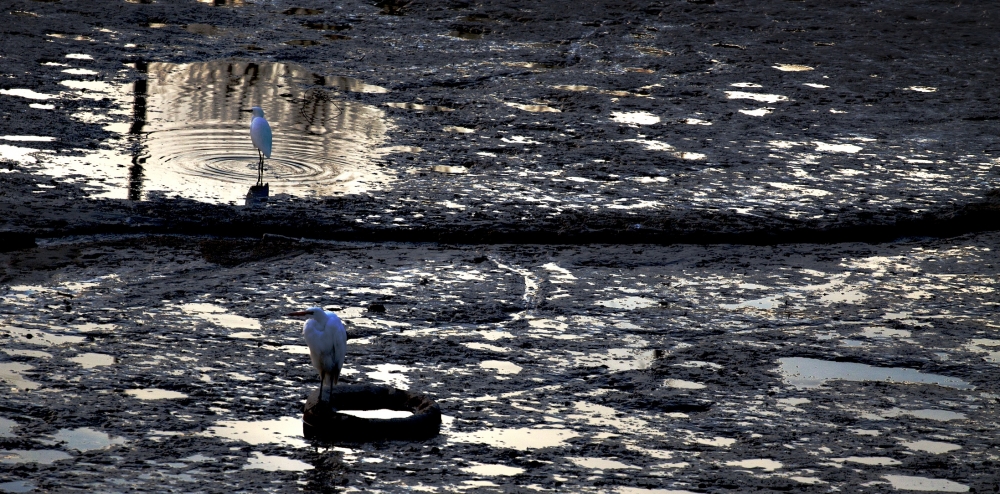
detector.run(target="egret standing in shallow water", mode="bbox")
[287,307,347,405]
[249,106,272,186]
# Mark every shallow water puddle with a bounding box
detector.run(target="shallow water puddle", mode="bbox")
[611,111,660,125]
[772,64,814,72]
[664,379,706,390]
[480,360,522,375]
[720,295,782,310]
[386,102,453,111]
[568,456,640,470]
[462,342,511,352]
[567,402,661,434]
[1,135,56,142]
[595,296,659,310]
[67,352,115,368]
[0,449,73,465]
[832,456,900,466]
[49,427,127,451]
[964,339,1000,363]
[0,363,40,390]
[505,102,560,113]
[39,61,394,202]
[901,440,960,454]
[179,303,261,331]
[460,463,525,476]
[0,418,17,438]
[739,108,773,116]
[448,427,579,450]
[2,349,51,359]
[125,388,188,400]
[243,451,313,471]
[725,458,783,471]
[574,348,658,372]
[0,88,58,100]
[615,488,700,494]
[0,481,35,493]
[864,408,966,422]
[724,91,788,104]
[338,409,413,419]
[202,416,308,448]
[366,363,411,389]
[777,357,972,389]
[0,325,87,346]
[883,475,969,492]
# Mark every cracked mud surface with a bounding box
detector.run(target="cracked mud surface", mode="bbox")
[1,0,1000,492]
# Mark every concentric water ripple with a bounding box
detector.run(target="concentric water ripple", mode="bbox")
[40,61,395,203]
[128,61,394,202]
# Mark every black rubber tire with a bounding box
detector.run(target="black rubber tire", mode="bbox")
[302,384,441,442]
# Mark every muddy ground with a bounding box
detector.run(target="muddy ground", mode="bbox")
[1,0,1000,492]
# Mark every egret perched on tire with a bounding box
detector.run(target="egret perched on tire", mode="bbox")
[250,106,272,186]
[287,307,348,406]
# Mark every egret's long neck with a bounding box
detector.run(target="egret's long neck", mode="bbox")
[310,311,328,327]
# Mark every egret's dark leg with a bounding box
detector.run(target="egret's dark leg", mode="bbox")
[319,370,326,404]
[256,149,264,185]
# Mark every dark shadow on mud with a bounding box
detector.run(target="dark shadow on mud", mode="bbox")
[7,189,1000,248]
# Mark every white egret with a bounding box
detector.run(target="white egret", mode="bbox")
[287,307,347,405]
[250,106,272,185]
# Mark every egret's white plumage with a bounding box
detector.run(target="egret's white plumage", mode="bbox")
[250,106,272,185]
[250,106,272,158]
[287,307,347,403]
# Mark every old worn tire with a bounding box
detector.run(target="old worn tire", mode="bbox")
[302,384,441,442]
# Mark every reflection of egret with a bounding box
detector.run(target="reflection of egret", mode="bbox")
[287,307,347,405]
[250,106,272,185]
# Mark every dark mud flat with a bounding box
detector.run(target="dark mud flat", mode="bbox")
[1,0,1000,241]
[1,234,998,492]
[1,0,1000,492]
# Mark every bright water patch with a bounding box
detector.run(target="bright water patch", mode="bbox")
[367,363,411,389]
[480,360,522,375]
[202,416,307,448]
[0,418,17,437]
[615,488,699,494]
[461,463,525,476]
[0,481,35,493]
[610,111,660,125]
[449,427,579,450]
[595,296,659,310]
[125,388,188,400]
[51,427,127,451]
[37,61,394,202]
[0,449,73,465]
[179,303,261,331]
[243,451,313,471]
[901,440,960,454]
[68,352,115,368]
[569,457,640,470]
[725,458,783,471]
[833,456,900,466]
[0,363,39,390]
[883,475,969,492]
[338,409,413,420]
[777,357,972,390]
